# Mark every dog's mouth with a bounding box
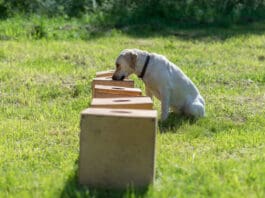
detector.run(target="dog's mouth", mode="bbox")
[112,75,125,81]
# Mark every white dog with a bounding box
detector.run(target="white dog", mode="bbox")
[112,49,205,121]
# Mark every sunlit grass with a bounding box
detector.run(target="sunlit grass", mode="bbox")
[0,18,265,197]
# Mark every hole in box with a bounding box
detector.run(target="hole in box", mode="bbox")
[112,87,125,90]
[113,99,130,102]
[110,110,132,114]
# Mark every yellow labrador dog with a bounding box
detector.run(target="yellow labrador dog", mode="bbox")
[112,49,205,121]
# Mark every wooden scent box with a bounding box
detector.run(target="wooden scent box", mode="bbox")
[90,97,153,110]
[93,85,142,98]
[79,108,157,188]
[92,77,134,96]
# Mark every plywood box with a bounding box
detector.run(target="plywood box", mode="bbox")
[94,85,142,98]
[96,70,115,78]
[79,108,157,188]
[92,77,134,97]
[91,97,153,110]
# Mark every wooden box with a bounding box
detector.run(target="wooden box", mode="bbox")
[92,77,134,96]
[79,108,157,188]
[94,85,142,98]
[91,97,153,110]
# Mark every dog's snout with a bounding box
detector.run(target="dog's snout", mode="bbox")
[112,75,118,80]
[112,74,125,81]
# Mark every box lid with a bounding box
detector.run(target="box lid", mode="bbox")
[81,108,157,118]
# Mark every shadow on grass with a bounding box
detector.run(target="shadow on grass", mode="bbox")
[60,160,149,198]
[87,21,265,42]
[159,112,197,132]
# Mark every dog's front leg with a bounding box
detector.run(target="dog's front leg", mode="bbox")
[161,94,170,121]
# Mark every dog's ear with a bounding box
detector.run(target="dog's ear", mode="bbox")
[125,51,137,69]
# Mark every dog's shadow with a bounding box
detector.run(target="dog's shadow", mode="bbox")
[158,112,197,132]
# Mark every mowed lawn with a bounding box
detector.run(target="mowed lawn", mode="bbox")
[1,22,265,197]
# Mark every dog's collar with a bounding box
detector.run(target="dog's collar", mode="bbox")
[138,54,150,79]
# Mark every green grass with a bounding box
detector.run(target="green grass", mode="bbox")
[1,18,265,197]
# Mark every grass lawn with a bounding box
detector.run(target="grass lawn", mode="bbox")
[1,18,265,197]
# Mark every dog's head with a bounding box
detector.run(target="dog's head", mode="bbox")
[112,49,137,81]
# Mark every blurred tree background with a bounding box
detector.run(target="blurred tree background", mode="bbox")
[1,0,265,26]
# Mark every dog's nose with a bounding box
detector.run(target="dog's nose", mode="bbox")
[112,75,117,80]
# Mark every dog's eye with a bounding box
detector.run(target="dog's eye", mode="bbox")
[116,63,120,68]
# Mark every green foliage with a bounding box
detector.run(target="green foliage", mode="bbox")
[98,0,265,26]
[1,0,265,26]
[0,0,94,17]
[30,23,47,39]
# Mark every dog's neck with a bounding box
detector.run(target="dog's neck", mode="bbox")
[134,51,150,78]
